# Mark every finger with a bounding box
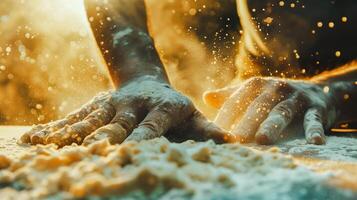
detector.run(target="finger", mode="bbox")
[255,93,305,145]
[83,108,140,145]
[19,124,46,144]
[46,103,115,147]
[178,111,236,144]
[215,77,265,130]
[231,88,283,143]
[29,93,109,145]
[203,86,239,109]
[304,108,326,145]
[125,107,173,142]
[62,91,111,124]
[30,118,81,145]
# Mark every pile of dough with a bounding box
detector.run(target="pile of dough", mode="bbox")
[0,138,331,199]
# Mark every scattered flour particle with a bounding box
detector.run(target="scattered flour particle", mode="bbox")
[328,22,335,28]
[323,86,329,93]
[5,47,11,53]
[341,16,348,22]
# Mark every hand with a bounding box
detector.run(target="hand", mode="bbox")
[204,77,337,145]
[20,77,234,147]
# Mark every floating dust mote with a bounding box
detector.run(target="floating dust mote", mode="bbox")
[0,138,355,200]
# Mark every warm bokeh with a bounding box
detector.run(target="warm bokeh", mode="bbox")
[0,0,110,125]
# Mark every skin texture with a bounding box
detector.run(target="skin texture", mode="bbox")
[20,0,235,147]
[204,67,357,145]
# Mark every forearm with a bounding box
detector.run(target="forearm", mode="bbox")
[84,0,169,87]
[311,64,357,121]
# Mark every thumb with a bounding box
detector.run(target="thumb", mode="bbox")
[174,111,236,144]
[203,86,238,109]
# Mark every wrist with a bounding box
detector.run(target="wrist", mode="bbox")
[118,74,170,88]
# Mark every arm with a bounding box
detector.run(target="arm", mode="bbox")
[84,0,168,86]
[204,64,357,145]
[20,0,234,147]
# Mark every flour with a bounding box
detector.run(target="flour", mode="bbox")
[282,136,357,162]
[0,137,355,200]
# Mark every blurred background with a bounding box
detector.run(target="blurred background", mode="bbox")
[0,0,110,125]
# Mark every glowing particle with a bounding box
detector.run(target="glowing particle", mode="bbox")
[343,94,350,100]
[301,69,306,74]
[38,115,45,121]
[323,86,329,93]
[328,22,334,28]
[279,1,285,6]
[335,51,341,57]
[0,65,5,71]
[290,3,295,8]
[7,73,14,80]
[263,17,273,24]
[189,8,197,16]
[36,104,43,110]
[312,30,316,34]
[25,33,31,39]
[317,22,323,28]
[5,47,11,53]
[341,17,347,23]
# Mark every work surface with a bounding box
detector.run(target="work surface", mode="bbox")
[0,126,357,199]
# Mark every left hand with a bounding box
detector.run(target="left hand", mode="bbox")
[204,77,337,145]
[20,78,235,147]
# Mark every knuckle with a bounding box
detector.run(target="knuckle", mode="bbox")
[112,115,136,131]
[306,109,322,122]
[141,120,160,133]
[274,103,293,120]
[158,101,176,115]
[273,80,293,94]
[245,77,264,87]
[294,91,309,108]
[162,94,194,112]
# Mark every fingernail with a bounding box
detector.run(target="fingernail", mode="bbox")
[19,134,31,144]
[308,133,326,145]
[255,134,272,145]
[31,135,44,145]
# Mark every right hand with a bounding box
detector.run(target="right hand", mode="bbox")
[204,77,338,145]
